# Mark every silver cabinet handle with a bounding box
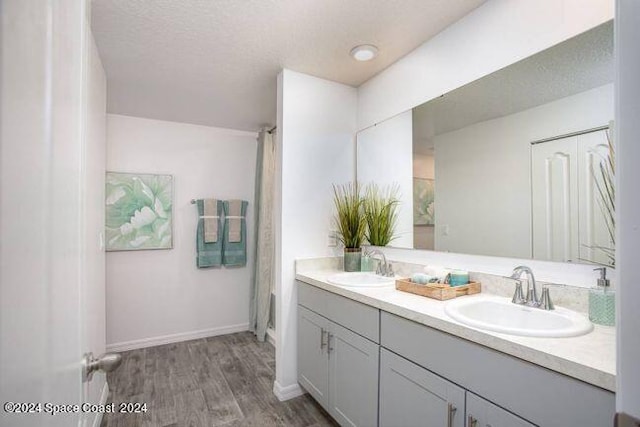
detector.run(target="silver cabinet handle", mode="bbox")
[467,415,477,427]
[320,328,327,350]
[447,403,457,427]
[328,333,334,353]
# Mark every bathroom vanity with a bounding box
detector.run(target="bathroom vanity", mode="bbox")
[296,269,615,427]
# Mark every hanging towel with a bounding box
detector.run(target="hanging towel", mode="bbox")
[196,199,223,268]
[223,200,248,266]
[227,199,243,242]
[203,198,219,243]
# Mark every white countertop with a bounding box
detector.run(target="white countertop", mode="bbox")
[296,269,616,392]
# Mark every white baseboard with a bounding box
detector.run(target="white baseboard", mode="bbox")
[266,327,276,347]
[92,382,109,427]
[273,381,305,401]
[106,323,250,352]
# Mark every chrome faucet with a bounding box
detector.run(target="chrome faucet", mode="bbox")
[369,249,394,277]
[509,265,554,310]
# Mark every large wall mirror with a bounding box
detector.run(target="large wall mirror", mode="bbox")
[357,21,614,266]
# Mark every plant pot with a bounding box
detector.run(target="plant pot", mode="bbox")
[343,248,362,272]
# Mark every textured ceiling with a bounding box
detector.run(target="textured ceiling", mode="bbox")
[413,21,614,154]
[91,0,486,131]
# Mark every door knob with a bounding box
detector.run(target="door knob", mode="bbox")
[82,352,122,382]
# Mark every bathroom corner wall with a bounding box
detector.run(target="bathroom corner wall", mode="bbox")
[357,0,614,130]
[274,69,357,399]
[105,114,257,350]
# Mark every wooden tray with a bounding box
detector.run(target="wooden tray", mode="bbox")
[395,278,481,301]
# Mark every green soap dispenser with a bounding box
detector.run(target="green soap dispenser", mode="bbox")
[589,267,615,326]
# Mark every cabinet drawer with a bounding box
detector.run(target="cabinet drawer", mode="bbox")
[297,281,379,343]
[380,312,615,427]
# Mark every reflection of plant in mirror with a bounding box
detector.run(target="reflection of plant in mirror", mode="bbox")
[364,183,400,246]
[332,182,366,249]
[590,130,615,267]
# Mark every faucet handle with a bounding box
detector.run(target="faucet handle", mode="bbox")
[512,280,525,304]
[376,262,382,275]
[386,263,394,277]
[540,286,555,310]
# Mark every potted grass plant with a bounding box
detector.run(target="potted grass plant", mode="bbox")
[363,183,400,247]
[333,182,366,271]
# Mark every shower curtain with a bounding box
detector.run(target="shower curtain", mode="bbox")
[250,129,276,341]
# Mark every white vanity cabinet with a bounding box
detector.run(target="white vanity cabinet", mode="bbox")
[380,348,534,427]
[466,393,535,427]
[381,312,615,427]
[297,282,380,427]
[380,348,465,427]
[297,281,615,427]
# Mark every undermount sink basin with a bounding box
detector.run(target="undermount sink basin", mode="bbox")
[327,272,395,288]
[444,295,593,338]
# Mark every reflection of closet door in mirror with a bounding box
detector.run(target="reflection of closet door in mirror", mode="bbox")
[577,129,614,266]
[531,137,579,262]
[532,128,613,264]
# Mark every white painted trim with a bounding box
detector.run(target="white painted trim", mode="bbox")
[106,323,249,352]
[266,327,276,347]
[92,382,109,427]
[107,113,259,138]
[273,380,305,401]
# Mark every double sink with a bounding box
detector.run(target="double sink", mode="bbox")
[326,272,593,338]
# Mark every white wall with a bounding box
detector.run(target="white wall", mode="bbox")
[83,32,108,423]
[357,110,413,248]
[434,84,613,259]
[275,70,357,399]
[105,114,257,350]
[616,0,640,418]
[413,154,435,249]
[357,0,613,130]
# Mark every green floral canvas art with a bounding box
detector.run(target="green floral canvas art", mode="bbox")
[413,178,435,226]
[105,172,173,251]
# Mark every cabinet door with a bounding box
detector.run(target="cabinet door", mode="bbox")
[466,393,535,427]
[328,321,379,427]
[379,349,465,427]
[298,305,330,408]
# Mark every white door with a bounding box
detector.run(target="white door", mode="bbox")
[532,136,580,262]
[577,129,614,266]
[1,1,108,426]
[532,129,613,265]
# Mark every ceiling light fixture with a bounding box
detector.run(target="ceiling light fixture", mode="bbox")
[350,44,378,61]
